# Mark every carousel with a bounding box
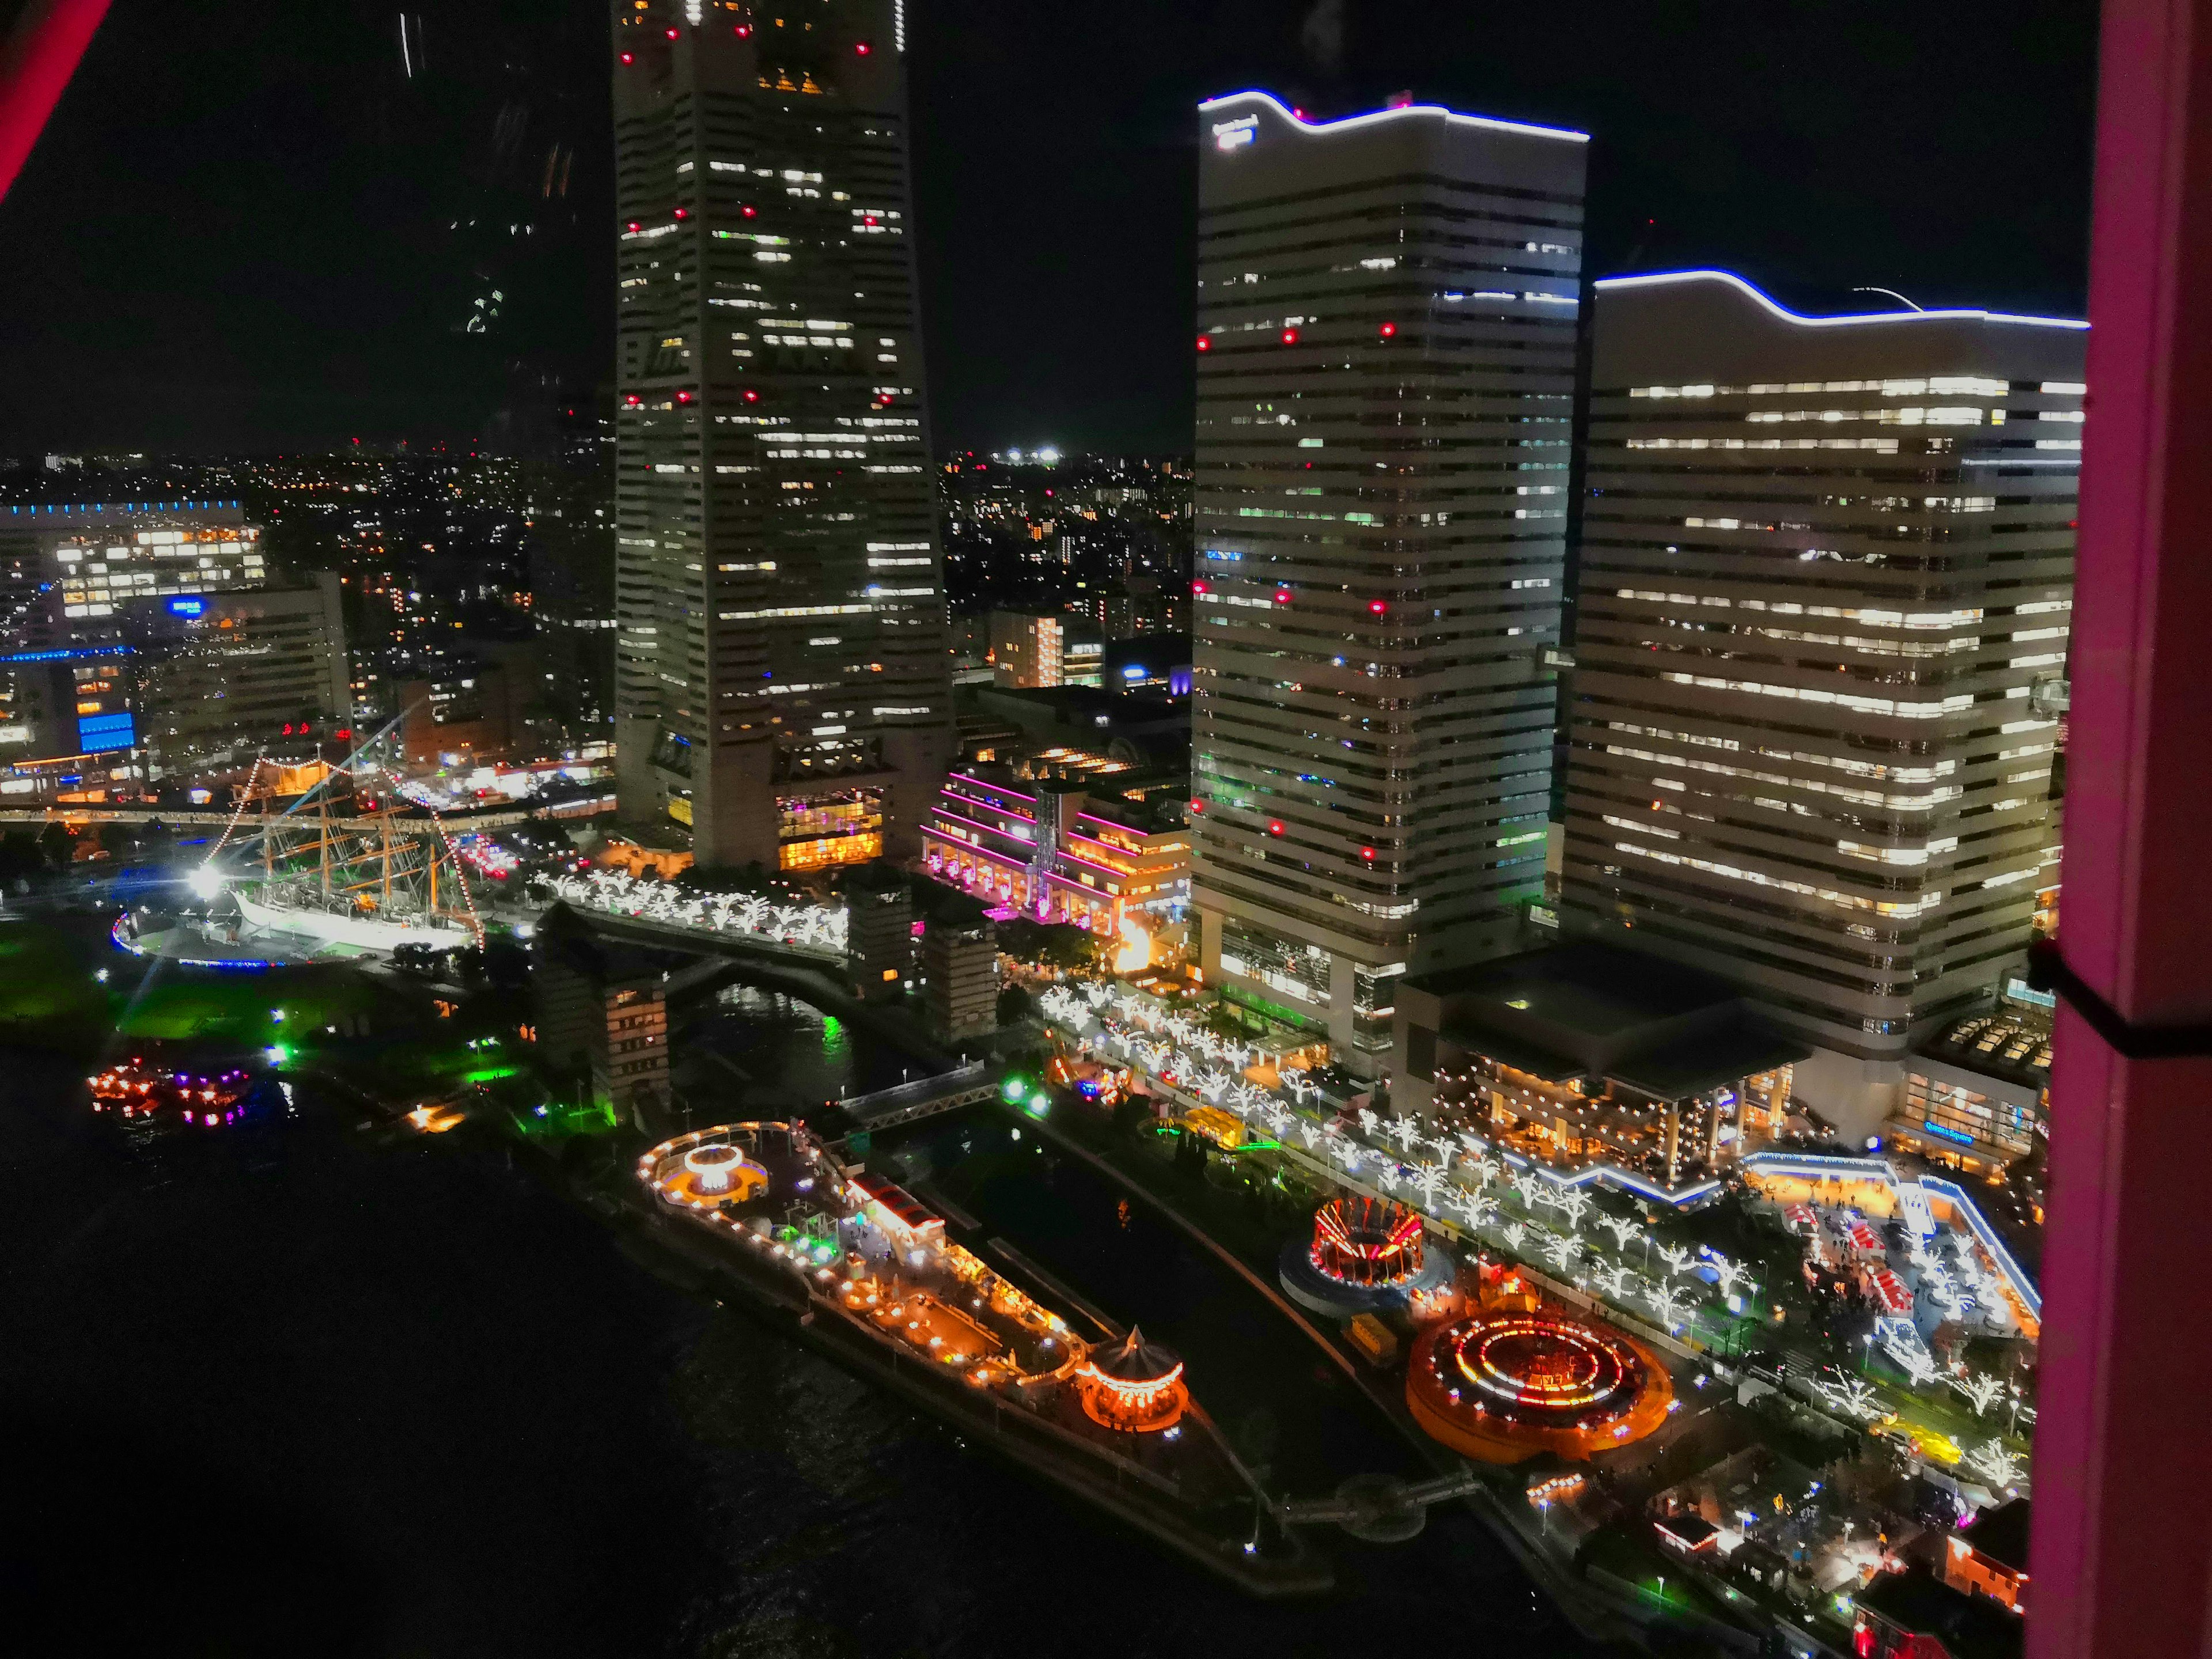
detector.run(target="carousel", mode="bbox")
[1074,1327,1190,1433]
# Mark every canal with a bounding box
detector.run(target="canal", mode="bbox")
[873,1108,1604,1642]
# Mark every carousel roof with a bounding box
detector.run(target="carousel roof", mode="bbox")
[1092,1326,1182,1383]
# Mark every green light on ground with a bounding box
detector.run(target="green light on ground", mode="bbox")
[462,1065,520,1084]
[821,1014,844,1054]
[1002,1075,1030,1104]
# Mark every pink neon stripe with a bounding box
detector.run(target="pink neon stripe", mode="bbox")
[0,0,110,206]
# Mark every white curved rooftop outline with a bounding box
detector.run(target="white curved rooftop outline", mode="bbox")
[1593,268,2086,331]
[1198,89,1588,146]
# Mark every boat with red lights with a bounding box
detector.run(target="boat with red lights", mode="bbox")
[87,1052,257,1127]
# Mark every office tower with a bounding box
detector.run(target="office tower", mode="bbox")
[921,896,999,1040]
[990,608,1104,689]
[527,395,620,732]
[1558,271,2081,1128]
[1189,92,1587,1073]
[609,0,951,870]
[127,574,351,778]
[0,501,278,801]
[0,501,264,647]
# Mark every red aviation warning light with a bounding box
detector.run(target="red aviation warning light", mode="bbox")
[1195,336,1211,352]
[1361,846,1377,861]
[1268,820,1285,836]
[1379,321,1397,337]
[854,40,872,54]
[742,389,760,403]
[1274,588,1292,604]
[1368,600,1388,616]
[620,51,634,63]
[1281,328,1299,344]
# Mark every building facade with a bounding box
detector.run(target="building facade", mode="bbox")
[0,502,304,802]
[1188,92,1588,1072]
[921,896,998,1040]
[127,574,351,779]
[609,0,952,870]
[922,771,1190,943]
[533,911,672,1124]
[990,607,1100,689]
[1557,272,2082,1135]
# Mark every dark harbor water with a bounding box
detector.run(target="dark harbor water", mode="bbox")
[0,1044,1621,1657]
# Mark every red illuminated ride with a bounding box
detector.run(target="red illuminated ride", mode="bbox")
[1406,1308,1673,1463]
[1311,1195,1426,1287]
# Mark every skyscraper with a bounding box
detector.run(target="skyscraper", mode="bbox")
[1188,92,1587,1074]
[609,0,950,869]
[1557,271,2081,1130]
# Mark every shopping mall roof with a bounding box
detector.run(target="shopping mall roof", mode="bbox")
[1405,941,1806,1100]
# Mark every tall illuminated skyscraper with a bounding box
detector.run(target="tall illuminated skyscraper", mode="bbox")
[1188,92,1588,1074]
[609,0,950,869]
[1558,271,2081,1128]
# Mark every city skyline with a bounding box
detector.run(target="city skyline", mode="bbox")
[0,5,2187,1657]
[0,0,2098,456]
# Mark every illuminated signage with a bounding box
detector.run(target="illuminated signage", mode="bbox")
[1211,115,1257,151]
[78,711,135,755]
[167,597,205,617]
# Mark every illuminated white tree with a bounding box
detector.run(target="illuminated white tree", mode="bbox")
[1554,1188,1592,1231]
[1357,1107,1382,1141]
[1465,1153,1500,1190]
[1259,1102,1291,1136]
[1955,1372,2007,1418]
[1599,1215,1641,1255]
[1450,1188,1491,1231]
[1710,1256,1752,1302]
[1967,1440,2024,1488]
[1512,1175,1545,1214]
[1815,1376,1885,1423]
[1646,1282,1692,1330]
[1412,1162,1448,1212]
[1657,1243,1695,1279]
[1426,1134,1459,1169]
[1592,1263,1634,1302]
[1389,1115,1422,1153]
[1501,1222,1527,1254]
[1540,1232,1580,1274]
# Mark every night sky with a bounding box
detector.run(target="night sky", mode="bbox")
[0,0,2099,457]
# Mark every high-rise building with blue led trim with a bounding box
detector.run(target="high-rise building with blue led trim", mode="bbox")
[1557,271,2082,1128]
[1188,92,1588,1073]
